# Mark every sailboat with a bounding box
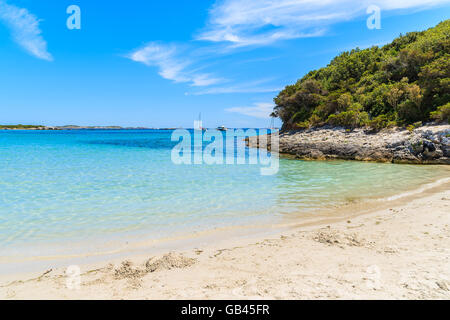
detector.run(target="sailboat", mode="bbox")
[194,113,207,131]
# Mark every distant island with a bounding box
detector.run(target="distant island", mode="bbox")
[0,124,56,130]
[272,20,449,131]
[0,125,158,130]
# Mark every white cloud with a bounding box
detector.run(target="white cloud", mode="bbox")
[191,73,224,87]
[192,86,281,95]
[375,0,450,10]
[0,0,52,61]
[189,79,282,95]
[198,0,450,47]
[128,42,223,86]
[226,102,275,118]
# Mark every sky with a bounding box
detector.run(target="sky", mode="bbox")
[0,0,449,128]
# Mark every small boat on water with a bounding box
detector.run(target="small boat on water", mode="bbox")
[217,125,228,131]
[194,113,207,131]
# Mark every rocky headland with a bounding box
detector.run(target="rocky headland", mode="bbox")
[248,125,450,164]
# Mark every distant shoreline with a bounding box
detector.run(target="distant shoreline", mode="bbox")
[0,125,178,130]
[0,126,279,131]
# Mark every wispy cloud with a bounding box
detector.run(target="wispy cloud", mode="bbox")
[197,0,450,47]
[128,42,224,87]
[128,0,450,94]
[189,79,282,95]
[128,43,283,93]
[0,0,52,61]
[226,102,275,118]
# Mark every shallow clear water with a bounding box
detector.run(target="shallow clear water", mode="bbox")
[0,130,448,253]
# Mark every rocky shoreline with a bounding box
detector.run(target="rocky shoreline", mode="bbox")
[248,125,450,164]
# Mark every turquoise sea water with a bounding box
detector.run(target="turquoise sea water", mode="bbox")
[0,130,448,255]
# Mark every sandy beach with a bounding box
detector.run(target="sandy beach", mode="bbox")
[1,179,449,300]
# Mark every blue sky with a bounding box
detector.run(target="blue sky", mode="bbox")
[0,0,449,128]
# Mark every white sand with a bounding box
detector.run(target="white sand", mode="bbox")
[1,182,449,300]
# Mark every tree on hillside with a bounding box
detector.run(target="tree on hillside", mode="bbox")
[274,20,450,130]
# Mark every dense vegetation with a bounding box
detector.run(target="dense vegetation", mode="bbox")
[272,20,450,131]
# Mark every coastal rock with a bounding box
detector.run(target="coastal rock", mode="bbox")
[247,124,450,164]
[308,149,325,160]
[443,145,450,158]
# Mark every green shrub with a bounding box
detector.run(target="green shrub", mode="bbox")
[327,110,369,128]
[368,115,396,131]
[396,100,422,123]
[295,121,311,129]
[406,121,423,132]
[290,108,310,124]
[326,102,369,128]
[308,113,324,127]
[430,103,450,123]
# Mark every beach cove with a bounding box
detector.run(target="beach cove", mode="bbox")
[0,129,449,299]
